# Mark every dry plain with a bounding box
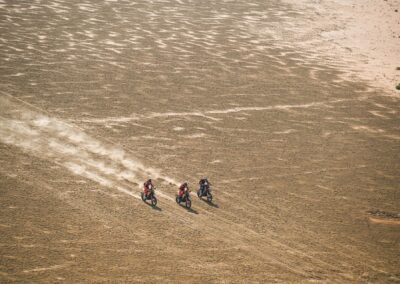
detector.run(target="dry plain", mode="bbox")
[0,0,399,283]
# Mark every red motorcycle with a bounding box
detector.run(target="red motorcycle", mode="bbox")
[141,187,157,207]
[176,190,191,209]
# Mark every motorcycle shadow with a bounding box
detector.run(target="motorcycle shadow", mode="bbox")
[143,201,162,211]
[178,203,198,214]
[200,198,219,208]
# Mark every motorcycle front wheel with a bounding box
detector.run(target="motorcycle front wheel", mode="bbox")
[207,193,213,203]
[185,199,192,209]
[151,196,157,207]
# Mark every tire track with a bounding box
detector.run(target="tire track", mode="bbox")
[0,94,385,281]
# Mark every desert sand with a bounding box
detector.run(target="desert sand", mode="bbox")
[0,0,399,283]
[283,0,400,96]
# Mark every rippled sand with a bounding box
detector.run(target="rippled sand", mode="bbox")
[1,0,399,282]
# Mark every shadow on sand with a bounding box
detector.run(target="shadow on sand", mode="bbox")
[143,200,162,211]
[187,207,199,214]
[178,203,198,214]
[199,197,219,208]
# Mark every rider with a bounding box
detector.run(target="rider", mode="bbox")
[143,179,154,197]
[198,177,210,196]
[178,182,189,200]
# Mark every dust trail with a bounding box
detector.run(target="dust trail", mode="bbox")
[0,95,178,199]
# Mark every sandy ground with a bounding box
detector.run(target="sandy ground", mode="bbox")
[1,0,399,283]
[282,0,400,95]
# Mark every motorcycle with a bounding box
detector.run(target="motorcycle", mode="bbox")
[141,187,157,207]
[197,185,213,202]
[176,190,192,209]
